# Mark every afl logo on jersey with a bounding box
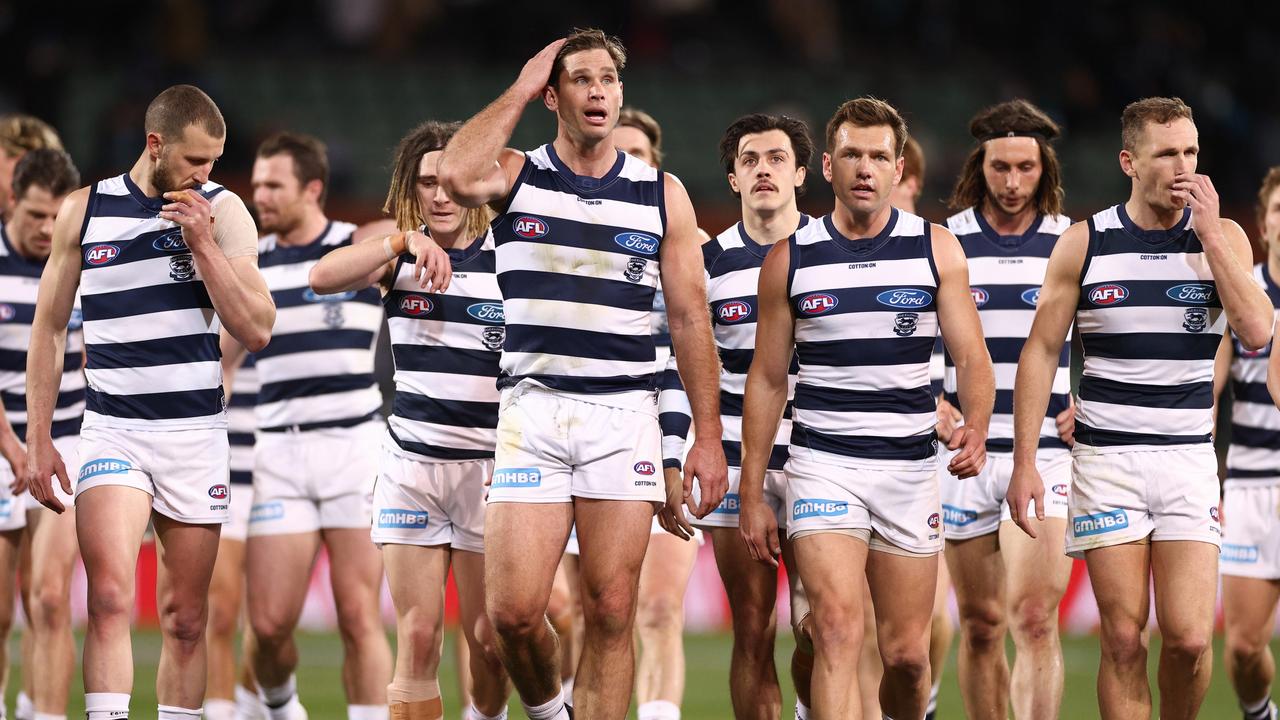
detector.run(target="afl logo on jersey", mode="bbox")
[0,304,13,322]
[85,244,120,266]
[969,288,989,308]
[513,216,548,239]
[1166,283,1217,304]
[633,461,657,476]
[798,293,838,316]
[399,294,433,316]
[1021,288,1041,307]
[152,231,188,252]
[1088,284,1129,306]
[614,232,659,256]
[717,300,752,323]
[876,288,933,308]
[466,302,505,323]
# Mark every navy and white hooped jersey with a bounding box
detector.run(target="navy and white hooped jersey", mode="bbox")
[788,209,939,466]
[255,221,382,430]
[228,355,257,485]
[943,208,1073,452]
[80,174,230,430]
[1075,205,1224,448]
[0,224,85,439]
[1226,263,1280,482]
[492,144,666,398]
[384,234,502,460]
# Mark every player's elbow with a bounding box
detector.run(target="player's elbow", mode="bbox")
[240,329,271,354]
[307,263,342,296]
[437,166,484,208]
[1236,318,1273,353]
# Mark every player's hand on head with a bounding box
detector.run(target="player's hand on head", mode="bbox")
[1006,461,1044,539]
[514,38,568,104]
[1056,397,1076,446]
[160,190,215,248]
[683,439,728,519]
[658,468,694,541]
[407,230,452,292]
[946,425,987,479]
[738,495,780,568]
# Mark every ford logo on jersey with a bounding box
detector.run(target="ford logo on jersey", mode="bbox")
[1166,283,1216,304]
[513,216,548,238]
[85,244,120,265]
[1088,284,1128,305]
[717,300,752,323]
[969,287,989,307]
[1021,288,1041,307]
[876,288,932,308]
[614,232,659,256]
[399,294,433,316]
[152,231,188,252]
[466,302,505,323]
[303,289,357,303]
[208,484,228,500]
[798,293,838,315]
[634,461,657,476]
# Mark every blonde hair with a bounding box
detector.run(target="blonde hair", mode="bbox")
[0,114,62,156]
[383,121,492,240]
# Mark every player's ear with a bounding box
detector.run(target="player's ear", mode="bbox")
[794,165,807,187]
[894,155,905,186]
[305,178,324,204]
[1119,149,1136,179]
[542,83,557,112]
[822,152,833,183]
[146,132,163,161]
[727,173,740,195]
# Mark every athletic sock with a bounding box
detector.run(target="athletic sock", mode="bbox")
[157,706,202,720]
[85,693,130,720]
[261,676,299,708]
[561,679,574,708]
[348,705,389,720]
[205,699,236,720]
[1243,695,1277,720]
[467,707,508,720]
[794,701,810,720]
[236,684,266,719]
[637,700,680,720]
[33,713,67,720]
[16,691,33,720]
[522,691,569,720]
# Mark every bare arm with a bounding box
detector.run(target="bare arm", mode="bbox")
[438,39,565,208]
[660,175,727,518]
[933,225,995,478]
[739,239,794,567]
[160,190,275,351]
[1212,333,1233,430]
[23,187,88,511]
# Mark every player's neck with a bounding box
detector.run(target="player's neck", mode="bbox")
[831,201,892,240]
[129,153,165,198]
[551,132,617,178]
[742,203,801,246]
[981,199,1037,236]
[433,228,471,250]
[275,210,330,247]
[1267,251,1280,284]
[1123,196,1184,231]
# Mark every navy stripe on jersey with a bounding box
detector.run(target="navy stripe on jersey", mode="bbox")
[79,173,228,430]
[1074,205,1223,446]
[254,221,382,429]
[385,234,502,461]
[492,144,666,396]
[1227,263,1280,481]
[788,210,939,463]
[942,208,1072,451]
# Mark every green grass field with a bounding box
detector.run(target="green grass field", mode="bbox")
[6,630,1267,718]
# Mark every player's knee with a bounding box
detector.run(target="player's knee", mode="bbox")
[86,579,134,624]
[396,608,441,664]
[206,595,240,639]
[811,605,863,654]
[1162,628,1212,666]
[636,591,683,637]
[959,602,1006,652]
[879,640,930,686]
[249,606,294,647]
[335,599,382,645]
[1101,623,1147,667]
[582,583,637,639]
[488,602,545,641]
[1009,596,1057,646]
[32,581,72,630]
[1226,629,1270,666]
[159,601,208,648]
[729,598,777,649]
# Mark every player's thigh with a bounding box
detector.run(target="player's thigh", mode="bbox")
[0,528,21,619]
[1222,575,1280,650]
[449,549,490,645]
[153,514,221,613]
[29,504,79,587]
[76,484,152,586]
[999,516,1072,611]
[323,527,386,613]
[711,526,779,619]
[639,530,698,607]
[791,531,869,627]
[484,501,573,614]
[245,531,321,629]
[574,498,653,613]
[383,542,450,627]
[866,550,938,649]
[1084,541,1152,636]
[943,532,1005,619]
[1151,539,1219,637]
[208,537,246,615]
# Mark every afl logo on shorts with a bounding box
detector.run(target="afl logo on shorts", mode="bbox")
[513,216,548,238]
[969,287,989,308]
[1210,506,1220,522]
[399,294,433,316]
[1088,284,1128,305]
[717,300,752,323]
[614,232,659,256]
[85,244,120,265]
[798,293,838,316]
[208,484,229,500]
[634,461,657,476]
[1021,288,1041,307]
[927,512,941,530]
[0,304,14,322]
[1052,484,1068,497]
[152,231,188,252]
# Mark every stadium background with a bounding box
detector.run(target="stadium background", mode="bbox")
[3,1,1280,716]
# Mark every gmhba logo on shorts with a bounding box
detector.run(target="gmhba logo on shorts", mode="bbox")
[713,493,741,514]
[250,501,285,523]
[492,467,542,488]
[793,498,848,520]
[1072,509,1128,537]
[1222,544,1260,563]
[943,504,978,527]
[79,457,132,482]
[378,509,429,528]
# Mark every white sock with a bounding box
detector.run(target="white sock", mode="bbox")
[261,676,298,708]
[33,714,67,720]
[157,706,202,720]
[206,699,236,720]
[561,678,574,707]
[468,707,508,720]
[523,691,569,720]
[638,700,680,720]
[16,692,34,720]
[347,705,388,720]
[85,693,130,720]
[236,684,266,719]
[1244,694,1275,717]
[927,676,941,713]
[795,700,810,720]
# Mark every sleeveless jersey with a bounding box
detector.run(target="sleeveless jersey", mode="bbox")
[0,223,84,439]
[255,221,382,430]
[492,144,666,398]
[943,208,1072,452]
[788,210,939,465]
[1225,263,1280,482]
[384,234,502,460]
[1075,205,1223,447]
[227,355,257,485]
[80,174,229,430]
